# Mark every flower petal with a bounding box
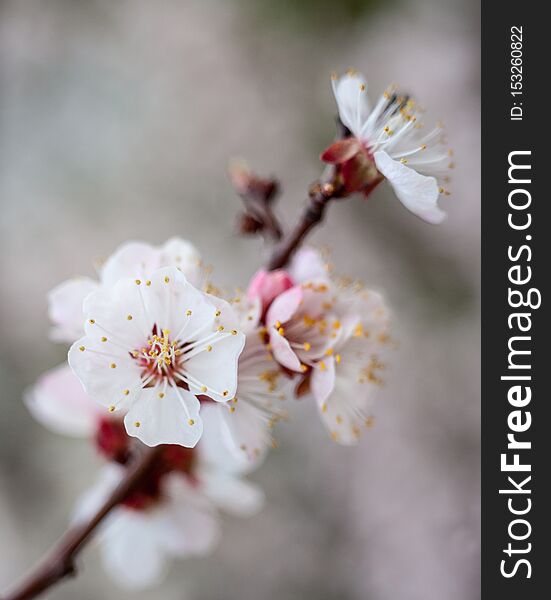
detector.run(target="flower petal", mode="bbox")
[48,277,99,343]
[155,474,220,556]
[25,364,100,437]
[310,355,336,405]
[288,247,328,284]
[320,138,361,164]
[332,72,370,138]
[101,510,168,590]
[184,329,245,402]
[199,469,265,517]
[374,151,446,224]
[100,241,161,287]
[124,386,203,447]
[159,237,203,287]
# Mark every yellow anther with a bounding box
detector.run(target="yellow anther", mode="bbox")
[88,319,95,325]
[300,364,308,372]
[110,363,117,369]
[359,83,366,91]
[278,327,285,336]
[333,320,341,330]
[201,386,207,393]
[101,336,107,342]
[274,320,281,329]
[421,144,427,150]
[215,309,221,317]
[123,389,129,396]
[321,403,328,413]
[231,329,238,335]
[164,276,170,283]
[335,354,342,364]
[134,421,141,428]
[135,279,141,285]
[127,314,133,321]
[79,346,85,352]
[218,325,225,332]
[229,406,236,413]
[320,361,327,371]
[158,392,165,399]
[325,347,334,356]
[108,405,116,413]
[146,280,151,286]
[188,419,195,426]
[206,345,213,352]
[303,342,311,351]
[330,431,339,442]
[223,390,229,397]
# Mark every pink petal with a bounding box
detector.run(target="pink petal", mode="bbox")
[320,138,361,165]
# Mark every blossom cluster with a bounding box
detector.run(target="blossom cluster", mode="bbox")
[27,236,389,587]
[24,70,450,591]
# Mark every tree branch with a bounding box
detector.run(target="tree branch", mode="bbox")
[2,445,164,600]
[267,167,344,271]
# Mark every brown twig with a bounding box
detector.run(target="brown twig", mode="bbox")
[2,445,164,600]
[266,118,350,270]
[266,161,346,271]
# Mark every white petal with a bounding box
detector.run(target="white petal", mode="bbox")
[310,356,336,405]
[198,468,265,518]
[124,386,203,448]
[198,402,264,474]
[159,237,202,287]
[374,151,446,224]
[68,335,142,410]
[101,510,168,590]
[25,364,100,437]
[288,247,328,283]
[156,474,220,556]
[184,330,245,402]
[332,72,370,138]
[48,277,99,343]
[100,241,161,287]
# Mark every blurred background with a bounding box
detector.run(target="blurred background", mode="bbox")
[0,0,480,599]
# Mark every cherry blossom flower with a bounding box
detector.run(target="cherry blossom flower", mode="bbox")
[68,266,245,448]
[27,370,264,589]
[321,70,452,224]
[48,237,203,344]
[265,248,390,444]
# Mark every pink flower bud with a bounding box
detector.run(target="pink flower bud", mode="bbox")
[247,269,294,312]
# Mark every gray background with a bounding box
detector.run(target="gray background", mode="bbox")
[0,0,480,598]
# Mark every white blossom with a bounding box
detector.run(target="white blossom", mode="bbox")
[68,266,245,447]
[323,70,452,224]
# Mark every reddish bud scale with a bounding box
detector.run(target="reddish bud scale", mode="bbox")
[93,418,197,511]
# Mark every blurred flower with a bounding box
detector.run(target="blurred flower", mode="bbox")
[265,248,390,444]
[75,466,220,590]
[207,292,291,464]
[68,266,245,447]
[321,70,452,224]
[27,367,264,590]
